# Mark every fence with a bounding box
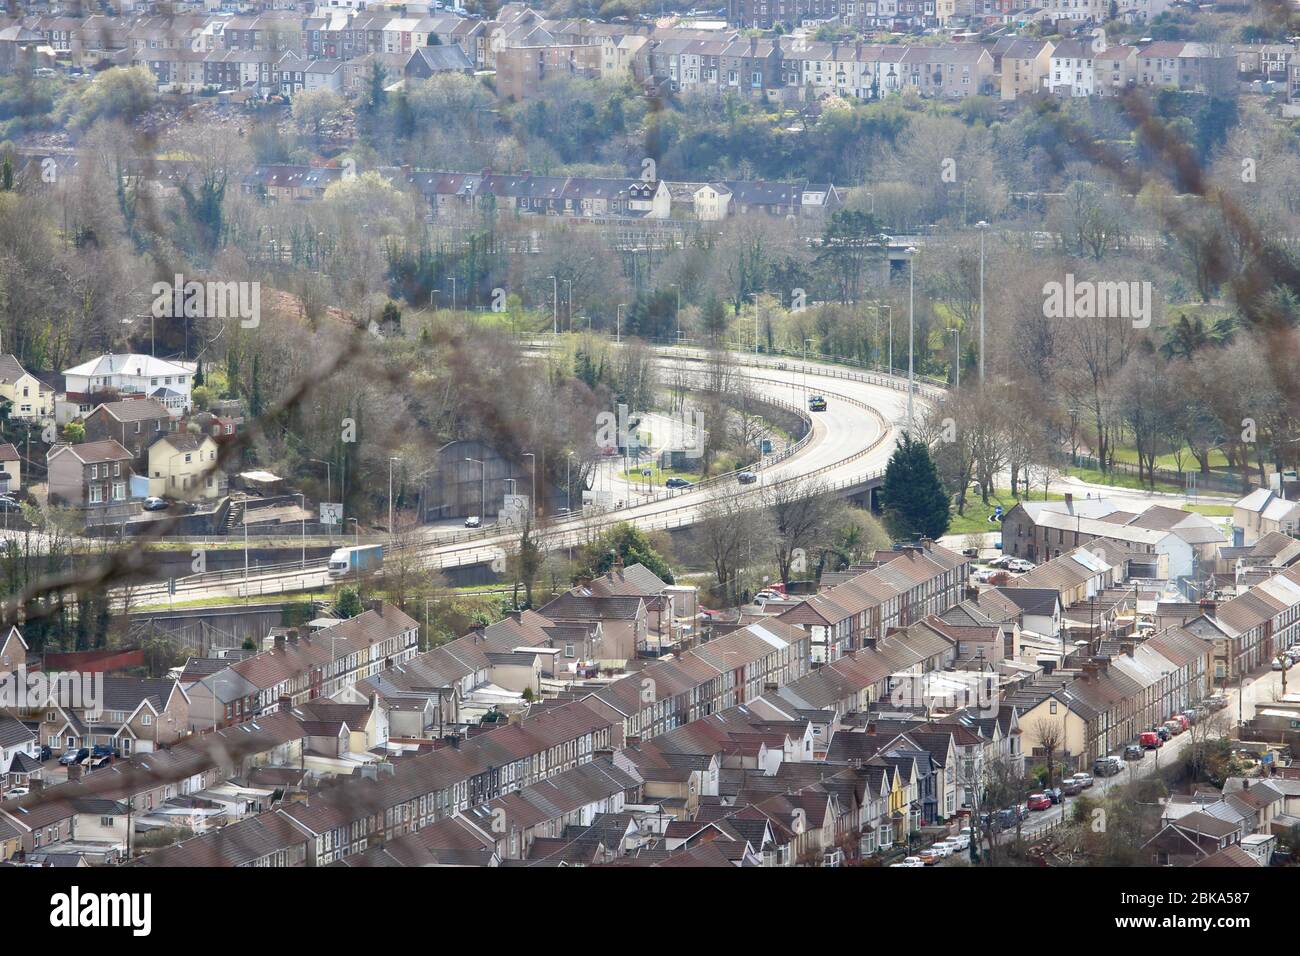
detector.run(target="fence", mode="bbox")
[1068,454,1245,496]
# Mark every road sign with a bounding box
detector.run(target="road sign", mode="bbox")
[320,502,343,525]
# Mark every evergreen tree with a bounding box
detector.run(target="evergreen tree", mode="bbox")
[335,587,363,618]
[578,523,674,584]
[193,358,204,387]
[879,434,950,541]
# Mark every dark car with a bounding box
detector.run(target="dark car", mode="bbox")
[1061,778,1084,796]
[1042,786,1063,804]
[91,744,119,759]
[1124,744,1144,761]
[665,477,692,489]
[38,744,51,761]
[1155,725,1171,741]
[736,471,758,484]
[0,496,21,513]
[58,747,89,766]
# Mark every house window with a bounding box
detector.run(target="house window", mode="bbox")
[89,485,103,504]
[1049,700,1058,714]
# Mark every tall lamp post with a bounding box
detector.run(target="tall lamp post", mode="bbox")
[564,279,572,331]
[670,283,680,342]
[906,246,918,434]
[465,458,486,526]
[310,458,332,543]
[616,303,624,344]
[522,451,537,518]
[295,492,307,569]
[949,327,960,390]
[565,451,574,512]
[976,220,987,384]
[387,456,402,542]
[546,276,557,334]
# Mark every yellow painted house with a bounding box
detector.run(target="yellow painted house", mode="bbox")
[0,354,53,422]
[147,432,224,499]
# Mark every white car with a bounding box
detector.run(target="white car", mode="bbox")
[891,856,926,868]
[972,568,998,584]
[947,833,971,851]
[1007,559,1035,573]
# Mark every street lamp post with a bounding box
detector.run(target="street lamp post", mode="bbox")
[347,517,359,548]
[950,327,960,390]
[310,458,332,543]
[565,451,574,512]
[522,452,537,518]
[450,276,456,314]
[977,220,987,384]
[465,458,486,526]
[295,492,306,569]
[387,456,402,542]
[547,276,557,334]
[748,292,763,354]
[670,283,680,342]
[616,303,623,344]
[906,246,918,434]
[564,279,572,331]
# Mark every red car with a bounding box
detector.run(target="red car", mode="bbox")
[1026,793,1052,811]
[1139,731,1163,749]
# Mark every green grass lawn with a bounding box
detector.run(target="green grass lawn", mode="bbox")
[1110,444,1229,472]
[1182,503,1233,518]
[622,463,704,486]
[1064,464,1186,496]
[948,489,1066,536]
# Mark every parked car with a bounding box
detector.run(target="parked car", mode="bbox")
[1163,719,1184,736]
[1172,714,1190,731]
[736,471,758,484]
[4,786,28,797]
[665,477,692,489]
[142,496,170,512]
[1042,786,1063,804]
[464,516,481,529]
[990,556,1016,569]
[972,568,999,584]
[1007,559,1035,573]
[1061,778,1084,796]
[1070,772,1094,789]
[961,547,979,558]
[917,849,941,865]
[1155,725,1171,741]
[1273,657,1289,671]
[91,744,118,759]
[0,496,21,513]
[1093,755,1123,777]
[1124,743,1145,760]
[38,745,51,761]
[892,856,926,868]
[949,832,971,851]
[58,747,88,766]
[1183,707,1199,725]
[1140,731,1163,749]
[1205,694,1228,711]
[927,841,952,858]
[1027,792,1052,811]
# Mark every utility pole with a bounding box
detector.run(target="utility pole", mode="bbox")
[387,456,401,542]
[465,458,485,525]
[977,220,987,384]
[547,276,557,334]
[906,246,918,434]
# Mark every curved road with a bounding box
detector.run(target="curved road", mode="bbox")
[128,350,931,605]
